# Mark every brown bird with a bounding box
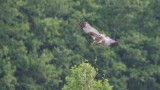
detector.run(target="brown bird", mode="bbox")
[79,20,117,46]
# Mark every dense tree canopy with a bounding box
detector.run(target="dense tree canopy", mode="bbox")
[0,0,160,90]
[63,62,112,90]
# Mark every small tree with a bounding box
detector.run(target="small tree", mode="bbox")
[62,62,112,90]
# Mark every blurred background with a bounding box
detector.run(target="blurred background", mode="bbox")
[0,0,160,90]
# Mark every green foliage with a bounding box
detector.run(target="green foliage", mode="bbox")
[0,60,17,90]
[0,0,160,90]
[63,62,112,90]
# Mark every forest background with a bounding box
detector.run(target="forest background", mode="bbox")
[0,0,160,90]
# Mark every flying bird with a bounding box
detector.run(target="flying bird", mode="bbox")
[79,20,117,46]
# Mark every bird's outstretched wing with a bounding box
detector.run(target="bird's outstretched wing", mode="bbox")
[79,21,117,46]
[79,20,100,39]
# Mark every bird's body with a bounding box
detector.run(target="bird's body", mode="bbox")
[80,21,117,46]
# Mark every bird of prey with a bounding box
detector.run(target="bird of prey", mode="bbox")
[79,20,117,46]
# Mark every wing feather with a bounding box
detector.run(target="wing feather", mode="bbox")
[82,22,100,35]
[80,21,100,39]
